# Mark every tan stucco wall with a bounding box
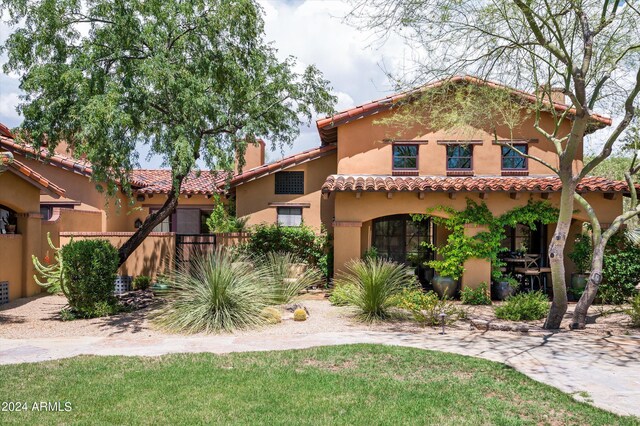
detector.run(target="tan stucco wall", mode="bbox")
[332,190,623,286]
[235,152,337,232]
[0,171,44,301]
[0,235,24,301]
[335,109,581,176]
[60,232,175,278]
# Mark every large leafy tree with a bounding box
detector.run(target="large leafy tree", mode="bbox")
[1,0,335,264]
[350,0,640,329]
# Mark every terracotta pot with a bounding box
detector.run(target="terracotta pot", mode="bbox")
[492,280,516,301]
[432,275,458,299]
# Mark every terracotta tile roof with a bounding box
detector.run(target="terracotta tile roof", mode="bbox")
[316,75,612,145]
[130,169,228,196]
[1,152,66,197]
[0,134,93,177]
[0,123,13,139]
[321,175,636,194]
[229,144,336,187]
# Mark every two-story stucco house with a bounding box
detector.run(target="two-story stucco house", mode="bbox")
[230,76,631,289]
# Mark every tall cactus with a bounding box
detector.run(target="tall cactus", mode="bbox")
[33,232,69,295]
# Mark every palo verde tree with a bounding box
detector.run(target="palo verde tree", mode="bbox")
[1,0,336,265]
[349,0,640,329]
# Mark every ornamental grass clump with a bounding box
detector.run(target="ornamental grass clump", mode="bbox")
[154,249,275,333]
[262,252,323,304]
[334,258,415,321]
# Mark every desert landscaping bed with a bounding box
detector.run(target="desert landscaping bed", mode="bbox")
[0,292,635,339]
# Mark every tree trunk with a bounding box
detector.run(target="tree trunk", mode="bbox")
[570,240,606,329]
[117,174,186,266]
[544,180,575,329]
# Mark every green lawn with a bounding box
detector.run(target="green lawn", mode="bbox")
[0,344,636,425]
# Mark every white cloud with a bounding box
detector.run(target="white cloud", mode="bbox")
[0,92,20,120]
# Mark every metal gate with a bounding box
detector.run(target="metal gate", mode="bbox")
[175,234,217,269]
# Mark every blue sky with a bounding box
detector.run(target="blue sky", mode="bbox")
[0,1,409,168]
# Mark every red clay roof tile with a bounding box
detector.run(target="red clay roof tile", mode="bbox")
[230,144,336,187]
[1,152,66,197]
[316,75,612,145]
[130,170,228,196]
[321,174,636,194]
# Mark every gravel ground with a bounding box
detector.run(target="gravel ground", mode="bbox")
[0,292,634,339]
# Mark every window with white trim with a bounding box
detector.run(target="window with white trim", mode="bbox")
[277,207,302,227]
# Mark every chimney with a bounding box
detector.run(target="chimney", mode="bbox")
[536,85,567,105]
[235,138,265,174]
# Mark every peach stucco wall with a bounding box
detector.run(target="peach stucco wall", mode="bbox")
[235,152,337,232]
[60,232,175,278]
[0,235,24,301]
[335,109,581,176]
[0,171,43,301]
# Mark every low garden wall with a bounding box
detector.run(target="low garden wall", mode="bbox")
[0,234,23,301]
[59,232,175,279]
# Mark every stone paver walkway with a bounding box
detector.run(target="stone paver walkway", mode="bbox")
[1,330,639,417]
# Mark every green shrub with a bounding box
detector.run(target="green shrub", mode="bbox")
[334,258,415,321]
[363,246,378,261]
[601,233,640,304]
[154,249,275,333]
[132,275,152,290]
[391,288,461,325]
[329,283,357,306]
[60,239,119,317]
[243,224,327,270]
[569,230,592,274]
[262,252,323,304]
[460,282,492,305]
[627,294,640,328]
[495,292,549,321]
[205,195,248,233]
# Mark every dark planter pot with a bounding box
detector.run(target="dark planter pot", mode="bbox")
[571,273,589,291]
[492,280,516,301]
[570,273,589,301]
[432,275,458,299]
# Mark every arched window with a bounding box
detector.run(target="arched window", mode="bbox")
[0,204,17,234]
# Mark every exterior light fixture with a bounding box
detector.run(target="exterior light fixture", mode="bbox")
[134,218,143,229]
[439,311,447,335]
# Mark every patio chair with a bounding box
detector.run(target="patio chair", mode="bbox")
[514,254,544,292]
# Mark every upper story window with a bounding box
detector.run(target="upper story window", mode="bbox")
[275,171,304,194]
[446,145,472,170]
[501,145,528,170]
[392,144,418,170]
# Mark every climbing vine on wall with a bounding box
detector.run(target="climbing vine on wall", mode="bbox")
[415,199,559,280]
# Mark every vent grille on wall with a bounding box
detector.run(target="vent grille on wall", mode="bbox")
[114,276,132,294]
[0,281,8,305]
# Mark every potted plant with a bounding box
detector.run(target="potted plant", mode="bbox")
[568,231,592,297]
[427,256,462,299]
[492,274,519,301]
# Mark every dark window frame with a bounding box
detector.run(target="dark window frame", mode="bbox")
[446,145,473,170]
[274,171,304,195]
[392,144,419,170]
[501,144,528,170]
